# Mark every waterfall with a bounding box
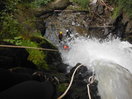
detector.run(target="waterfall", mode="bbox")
[60,36,132,99]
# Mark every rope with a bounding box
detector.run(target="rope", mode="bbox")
[87,84,91,99]
[0,44,58,52]
[57,64,83,99]
[87,75,95,99]
[57,64,96,99]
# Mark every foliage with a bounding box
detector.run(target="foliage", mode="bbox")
[4,37,49,70]
[110,0,132,18]
[72,0,90,9]
[0,0,20,13]
[0,13,22,39]
[0,0,22,40]
[57,83,68,92]
[0,0,39,40]
[31,0,53,8]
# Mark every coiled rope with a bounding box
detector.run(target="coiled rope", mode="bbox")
[87,75,95,99]
[0,45,58,52]
[57,64,95,99]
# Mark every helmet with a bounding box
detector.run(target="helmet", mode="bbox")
[63,45,69,49]
[66,30,69,32]
[60,31,63,34]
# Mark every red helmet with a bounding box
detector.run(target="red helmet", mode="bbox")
[63,45,69,49]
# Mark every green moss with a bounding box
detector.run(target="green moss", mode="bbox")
[72,0,90,9]
[30,0,54,8]
[111,0,132,18]
[57,83,68,93]
[0,13,22,39]
[4,37,49,70]
[112,7,121,19]
[21,40,49,70]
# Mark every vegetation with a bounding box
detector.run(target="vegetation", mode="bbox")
[31,0,53,8]
[110,0,132,18]
[4,37,49,70]
[0,0,54,69]
[57,83,68,93]
[0,14,22,39]
[0,0,21,39]
[0,0,53,40]
[72,0,90,9]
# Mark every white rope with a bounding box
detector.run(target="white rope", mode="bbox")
[87,75,95,99]
[57,64,83,99]
[57,64,95,99]
[87,84,91,99]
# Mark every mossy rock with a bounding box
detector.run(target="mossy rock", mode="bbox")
[57,83,68,94]
[30,36,67,72]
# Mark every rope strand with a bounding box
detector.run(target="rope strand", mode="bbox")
[57,64,83,99]
[87,84,92,99]
[57,64,96,99]
[0,44,58,52]
[87,75,95,99]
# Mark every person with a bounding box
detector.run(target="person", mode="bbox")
[58,31,63,42]
[66,29,71,37]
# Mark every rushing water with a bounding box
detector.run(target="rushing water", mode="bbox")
[60,36,132,99]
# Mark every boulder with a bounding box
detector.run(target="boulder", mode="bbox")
[58,63,101,99]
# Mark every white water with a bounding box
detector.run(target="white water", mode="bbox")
[60,36,132,99]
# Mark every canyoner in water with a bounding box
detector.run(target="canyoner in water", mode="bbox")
[58,30,72,50]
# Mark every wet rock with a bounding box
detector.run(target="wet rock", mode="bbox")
[62,63,101,99]
[110,13,130,40]
[97,5,104,15]
[30,36,68,73]
[110,13,132,42]
[36,20,47,36]
[122,14,132,43]
[125,21,132,34]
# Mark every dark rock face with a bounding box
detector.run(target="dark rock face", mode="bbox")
[122,15,132,43]
[63,63,101,99]
[40,44,68,73]
[105,12,132,43]
[0,41,36,69]
[33,37,68,73]
[110,13,128,40]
